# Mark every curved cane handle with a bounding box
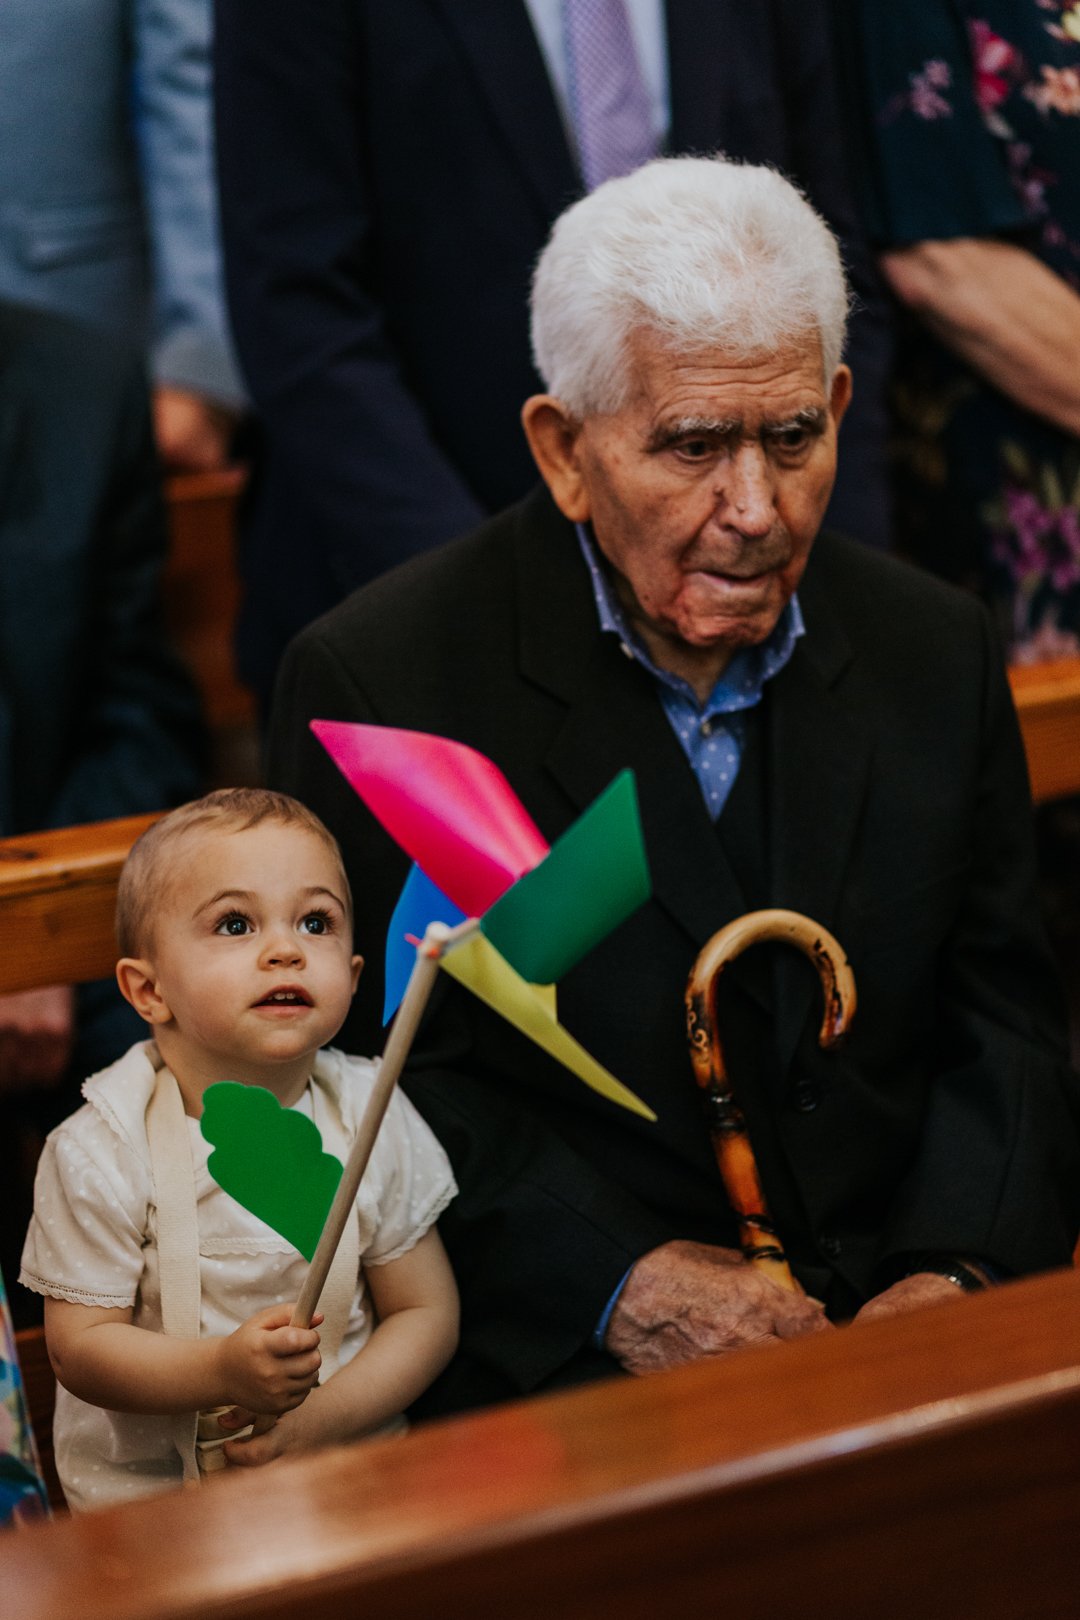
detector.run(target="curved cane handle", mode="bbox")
[686,908,857,1291]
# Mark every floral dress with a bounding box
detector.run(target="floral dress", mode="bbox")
[842,0,1080,661]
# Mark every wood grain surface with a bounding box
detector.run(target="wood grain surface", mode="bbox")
[3,1266,1079,1620]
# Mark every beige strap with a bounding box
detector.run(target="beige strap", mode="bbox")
[144,1057,201,1484]
[144,1059,361,1477]
[307,1074,361,1376]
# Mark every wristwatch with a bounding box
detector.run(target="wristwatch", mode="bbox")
[904,1254,990,1293]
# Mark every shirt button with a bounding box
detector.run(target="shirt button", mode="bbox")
[794,1081,819,1112]
[701,719,713,736]
[819,1232,842,1259]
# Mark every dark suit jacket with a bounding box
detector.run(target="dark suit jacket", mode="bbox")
[269,484,1080,1413]
[215,0,892,700]
[0,302,204,839]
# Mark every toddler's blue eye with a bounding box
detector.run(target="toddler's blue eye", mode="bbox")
[302,913,329,935]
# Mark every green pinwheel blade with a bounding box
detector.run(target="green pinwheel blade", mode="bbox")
[201,1083,343,1261]
[480,770,650,984]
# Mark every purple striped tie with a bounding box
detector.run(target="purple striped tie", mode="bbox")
[564,0,658,191]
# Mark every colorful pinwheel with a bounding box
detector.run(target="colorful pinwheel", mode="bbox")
[311,720,654,1119]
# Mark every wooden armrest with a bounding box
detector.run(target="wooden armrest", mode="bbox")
[164,466,254,734]
[0,815,160,991]
[163,466,249,507]
[1009,656,1080,803]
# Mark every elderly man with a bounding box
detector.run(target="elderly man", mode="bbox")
[269,157,1080,1413]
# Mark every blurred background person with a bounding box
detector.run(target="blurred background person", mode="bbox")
[837,0,1080,1060]
[0,301,206,1318]
[838,0,1080,664]
[215,0,893,711]
[0,0,244,472]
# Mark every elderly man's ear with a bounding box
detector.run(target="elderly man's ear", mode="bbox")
[829,364,854,428]
[521,396,592,522]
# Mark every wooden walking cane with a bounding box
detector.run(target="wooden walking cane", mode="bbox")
[685,908,857,1292]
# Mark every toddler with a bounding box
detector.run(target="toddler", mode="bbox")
[20,789,459,1510]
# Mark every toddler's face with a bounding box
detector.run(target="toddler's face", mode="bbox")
[143,821,362,1084]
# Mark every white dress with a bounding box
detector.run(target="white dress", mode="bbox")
[20,1041,456,1511]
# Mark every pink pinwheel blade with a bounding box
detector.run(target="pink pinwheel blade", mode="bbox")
[311,720,549,916]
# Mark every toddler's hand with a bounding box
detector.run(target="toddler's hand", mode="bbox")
[217,1304,321,1416]
[223,1416,296,1469]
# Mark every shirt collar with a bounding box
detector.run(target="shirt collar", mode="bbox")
[576,523,805,716]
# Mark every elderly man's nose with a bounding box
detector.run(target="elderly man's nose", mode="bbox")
[724,449,774,533]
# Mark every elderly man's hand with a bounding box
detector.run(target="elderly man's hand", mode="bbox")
[605,1239,832,1374]
[853,1273,970,1324]
[0,985,75,1092]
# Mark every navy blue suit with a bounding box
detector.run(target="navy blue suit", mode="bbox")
[215,0,892,702]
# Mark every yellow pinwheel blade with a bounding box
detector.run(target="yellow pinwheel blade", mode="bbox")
[440,932,655,1121]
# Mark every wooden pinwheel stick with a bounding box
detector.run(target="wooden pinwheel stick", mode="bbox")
[292,916,475,1328]
[685,908,857,1294]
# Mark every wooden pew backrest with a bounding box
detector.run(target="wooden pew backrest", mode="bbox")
[1008,655,1080,802]
[164,469,252,734]
[2,1265,1080,1620]
[0,815,159,994]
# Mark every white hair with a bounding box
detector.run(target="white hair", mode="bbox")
[530,156,850,418]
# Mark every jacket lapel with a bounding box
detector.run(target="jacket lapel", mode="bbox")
[767,548,872,1070]
[432,0,580,222]
[513,493,753,962]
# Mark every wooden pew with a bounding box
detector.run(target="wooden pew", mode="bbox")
[0,815,159,994]
[164,469,252,732]
[2,1266,1079,1620]
[2,815,1080,1618]
[164,468,258,785]
[1008,656,1080,803]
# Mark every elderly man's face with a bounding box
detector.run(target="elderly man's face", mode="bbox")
[529,329,851,688]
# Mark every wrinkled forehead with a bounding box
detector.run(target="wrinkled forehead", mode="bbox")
[626,322,827,392]
[590,327,831,443]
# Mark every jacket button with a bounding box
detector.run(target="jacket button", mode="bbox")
[794,1081,819,1112]
[820,1233,842,1259]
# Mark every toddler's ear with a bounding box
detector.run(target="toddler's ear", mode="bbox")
[116,959,173,1025]
[351,954,364,995]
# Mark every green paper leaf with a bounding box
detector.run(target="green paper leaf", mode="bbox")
[480,770,651,983]
[201,1083,343,1261]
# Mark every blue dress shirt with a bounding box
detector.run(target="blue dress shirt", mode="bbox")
[577,525,805,821]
